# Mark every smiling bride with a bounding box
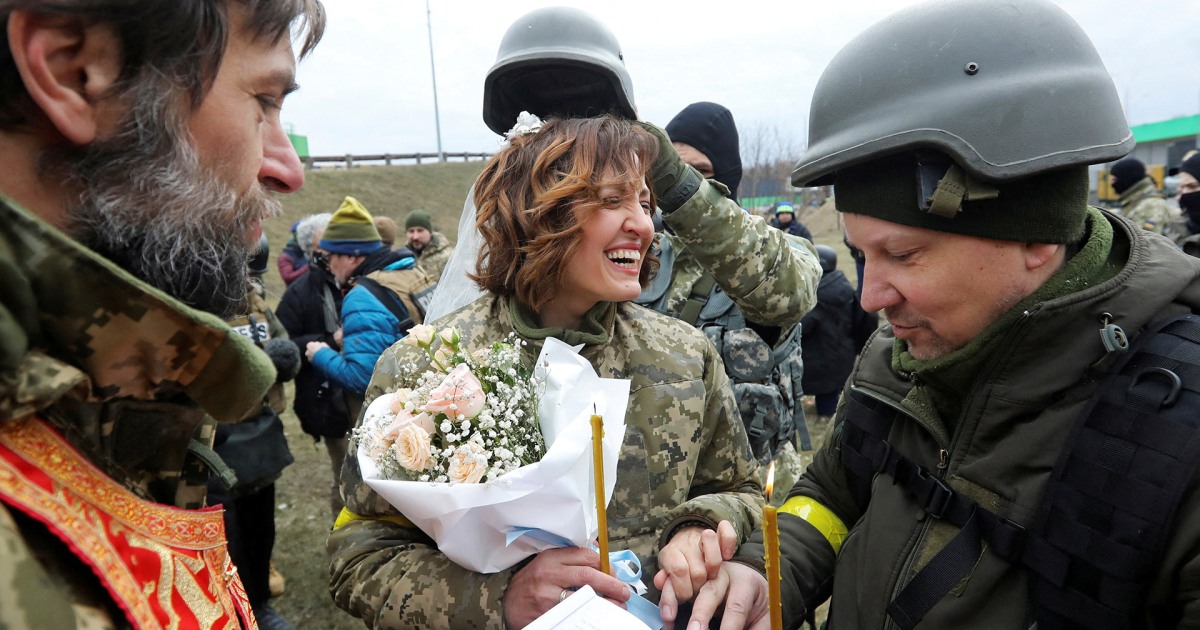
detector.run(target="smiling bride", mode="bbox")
[328,115,765,630]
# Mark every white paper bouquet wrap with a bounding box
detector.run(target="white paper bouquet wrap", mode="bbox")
[358,337,629,573]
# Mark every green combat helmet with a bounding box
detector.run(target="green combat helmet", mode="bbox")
[482,6,637,135]
[792,0,1133,189]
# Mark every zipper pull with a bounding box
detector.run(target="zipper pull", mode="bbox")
[1099,312,1128,354]
[937,449,949,470]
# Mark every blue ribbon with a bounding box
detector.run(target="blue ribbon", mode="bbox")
[504,528,663,629]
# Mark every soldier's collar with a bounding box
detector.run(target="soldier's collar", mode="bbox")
[0,195,273,423]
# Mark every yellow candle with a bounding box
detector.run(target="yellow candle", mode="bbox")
[764,462,783,630]
[590,414,610,575]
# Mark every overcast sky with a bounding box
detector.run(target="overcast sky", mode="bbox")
[284,0,1200,160]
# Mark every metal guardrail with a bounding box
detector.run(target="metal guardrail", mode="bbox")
[303,152,491,168]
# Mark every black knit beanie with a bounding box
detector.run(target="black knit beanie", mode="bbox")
[1109,158,1145,194]
[835,154,1089,244]
[1181,152,1200,182]
[666,102,742,199]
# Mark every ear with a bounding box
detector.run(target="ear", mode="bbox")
[1024,242,1064,272]
[7,11,123,144]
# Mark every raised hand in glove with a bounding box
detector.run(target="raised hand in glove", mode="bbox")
[634,120,703,214]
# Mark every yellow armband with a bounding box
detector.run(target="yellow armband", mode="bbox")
[333,508,414,530]
[779,496,849,555]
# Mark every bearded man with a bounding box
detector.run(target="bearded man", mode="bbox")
[0,1,324,628]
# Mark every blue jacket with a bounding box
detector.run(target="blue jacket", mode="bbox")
[312,255,416,395]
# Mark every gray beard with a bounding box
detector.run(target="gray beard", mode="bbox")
[55,86,281,319]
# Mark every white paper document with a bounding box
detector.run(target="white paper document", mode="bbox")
[524,586,654,630]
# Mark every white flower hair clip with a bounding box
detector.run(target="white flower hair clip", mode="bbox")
[502,111,544,146]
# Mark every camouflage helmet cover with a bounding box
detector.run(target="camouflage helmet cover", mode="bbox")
[483,6,637,135]
[792,0,1133,187]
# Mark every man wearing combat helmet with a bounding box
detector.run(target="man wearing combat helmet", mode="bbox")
[670,0,1200,628]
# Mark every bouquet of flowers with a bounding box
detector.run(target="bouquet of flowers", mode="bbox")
[356,325,545,484]
[355,325,630,574]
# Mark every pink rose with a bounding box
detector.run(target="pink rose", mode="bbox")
[391,425,433,472]
[448,440,488,484]
[422,363,487,419]
[381,406,435,441]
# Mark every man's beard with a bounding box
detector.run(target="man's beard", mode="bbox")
[54,84,281,319]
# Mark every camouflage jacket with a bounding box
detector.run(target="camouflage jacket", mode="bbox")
[1118,176,1178,235]
[0,195,275,627]
[329,295,764,629]
[415,231,454,281]
[638,181,820,474]
[654,180,820,330]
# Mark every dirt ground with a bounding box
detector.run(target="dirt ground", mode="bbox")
[265,202,849,628]
[267,401,361,629]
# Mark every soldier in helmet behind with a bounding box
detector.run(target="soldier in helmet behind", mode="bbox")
[332,6,821,628]
[673,0,1200,628]
[637,100,819,475]
[1108,157,1178,236]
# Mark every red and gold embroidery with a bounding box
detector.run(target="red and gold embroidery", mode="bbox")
[0,418,255,629]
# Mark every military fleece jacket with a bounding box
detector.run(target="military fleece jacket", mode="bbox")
[329,296,764,629]
[739,208,1200,628]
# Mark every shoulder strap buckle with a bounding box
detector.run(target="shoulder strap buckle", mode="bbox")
[914,467,953,519]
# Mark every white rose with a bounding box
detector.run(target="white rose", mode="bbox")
[404,324,436,347]
[391,425,433,472]
[437,327,461,346]
[447,441,488,484]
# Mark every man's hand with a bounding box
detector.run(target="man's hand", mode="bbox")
[655,521,738,626]
[687,561,772,630]
[305,340,329,362]
[633,121,702,213]
[503,547,631,629]
[333,326,343,348]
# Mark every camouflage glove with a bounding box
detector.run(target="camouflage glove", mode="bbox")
[635,120,704,214]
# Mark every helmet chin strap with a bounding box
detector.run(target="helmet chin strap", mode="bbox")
[922,162,999,219]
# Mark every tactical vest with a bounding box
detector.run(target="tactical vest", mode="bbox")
[0,418,255,629]
[839,313,1200,629]
[636,235,810,460]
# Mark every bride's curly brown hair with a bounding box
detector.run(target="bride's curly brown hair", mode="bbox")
[470,116,660,313]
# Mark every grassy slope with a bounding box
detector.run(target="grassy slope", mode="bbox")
[261,161,484,301]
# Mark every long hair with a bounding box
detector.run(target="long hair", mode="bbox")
[471,116,659,313]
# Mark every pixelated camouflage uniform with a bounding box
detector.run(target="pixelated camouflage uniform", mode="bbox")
[1117,176,1178,236]
[637,179,820,500]
[0,196,275,628]
[328,295,764,629]
[414,231,455,281]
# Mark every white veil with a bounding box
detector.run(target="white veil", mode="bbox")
[423,184,487,322]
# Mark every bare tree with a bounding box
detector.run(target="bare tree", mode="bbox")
[739,122,805,211]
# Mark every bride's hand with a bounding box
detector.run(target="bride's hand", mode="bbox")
[503,547,630,629]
